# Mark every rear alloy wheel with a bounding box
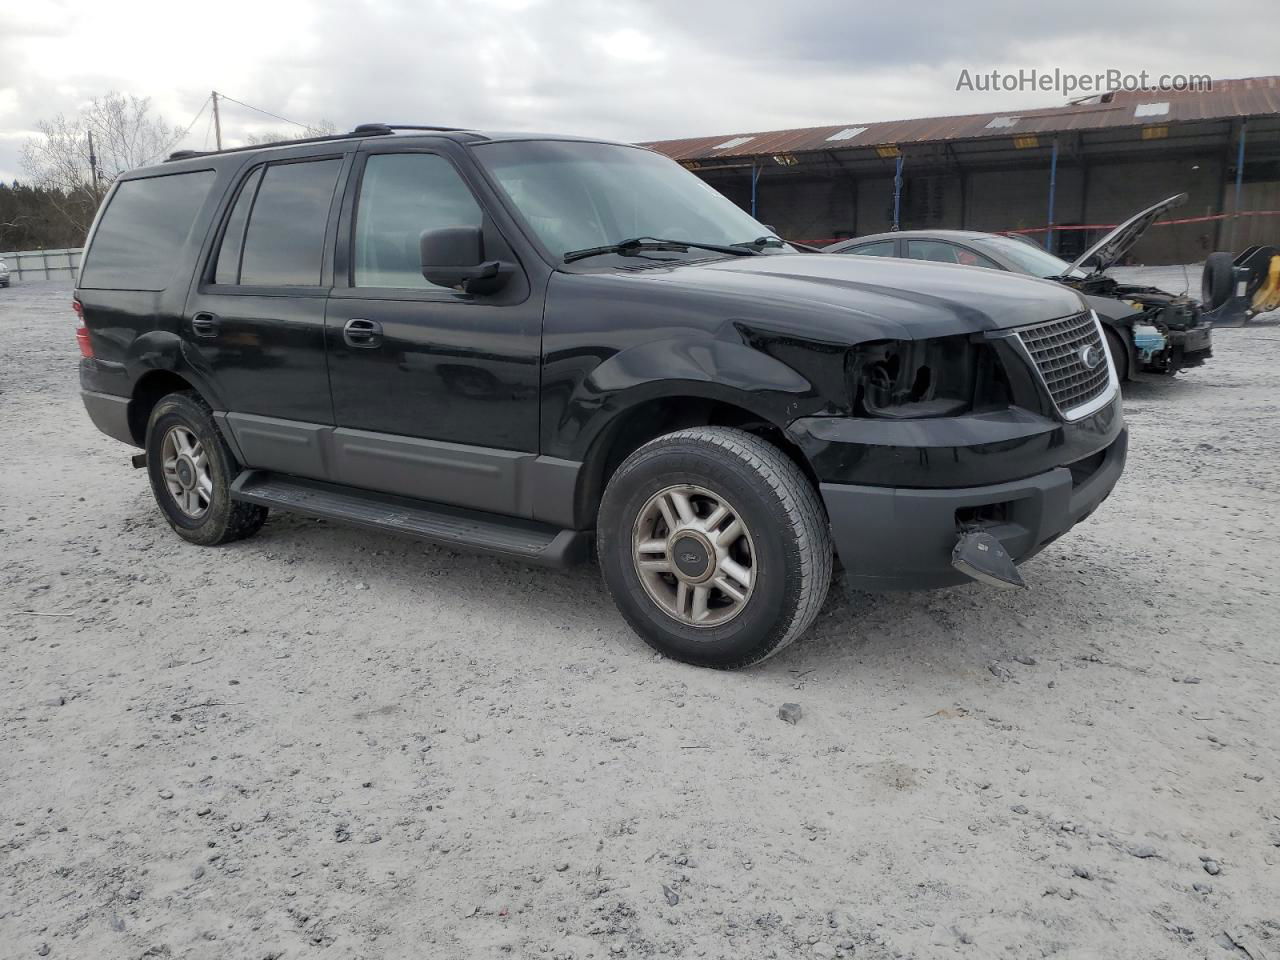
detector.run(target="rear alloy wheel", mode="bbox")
[599,426,832,669]
[145,391,267,546]
[160,425,213,519]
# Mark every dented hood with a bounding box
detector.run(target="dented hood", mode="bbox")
[1067,193,1187,276]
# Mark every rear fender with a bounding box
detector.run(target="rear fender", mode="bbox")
[125,330,226,410]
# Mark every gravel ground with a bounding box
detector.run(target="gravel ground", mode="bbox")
[2,279,1279,960]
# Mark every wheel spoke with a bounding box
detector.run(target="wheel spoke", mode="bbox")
[670,490,696,524]
[701,503,729,532]
[691,586,710,623]
[656,495,678,532]
[720,557,752,590]
[675,581,690,618]
[717,519,743,547]
[712,576,746,604]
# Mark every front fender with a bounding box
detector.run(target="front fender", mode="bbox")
[547,332,838,461]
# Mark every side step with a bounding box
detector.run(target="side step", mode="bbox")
[230,471,590,567]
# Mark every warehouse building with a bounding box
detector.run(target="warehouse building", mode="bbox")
[644,76,1280,265]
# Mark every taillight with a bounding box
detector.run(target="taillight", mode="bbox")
[73,298,93,357]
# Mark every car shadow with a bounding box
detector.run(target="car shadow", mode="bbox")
[232,507,1153,681]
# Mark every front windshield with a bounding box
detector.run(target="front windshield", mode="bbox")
[473,140,779,259]
[972,235,1085,279]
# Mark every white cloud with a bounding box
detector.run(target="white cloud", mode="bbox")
[0,0,1274,182]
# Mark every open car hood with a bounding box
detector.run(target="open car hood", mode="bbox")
[1067,193,1187,276]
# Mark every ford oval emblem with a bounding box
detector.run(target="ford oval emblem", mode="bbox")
[1079,344,1104,370]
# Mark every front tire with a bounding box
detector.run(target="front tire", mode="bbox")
[598,427,832,669]
[1105,327,1130,382]
[145,391,267,546]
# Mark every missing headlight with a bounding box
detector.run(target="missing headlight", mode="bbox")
[850,335,1009,419]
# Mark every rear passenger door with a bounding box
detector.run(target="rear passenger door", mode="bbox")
[186,149,351,479]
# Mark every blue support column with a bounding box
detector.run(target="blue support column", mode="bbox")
[892,154,904,231]
[1046,138,1059,254]
[751,161,761,219]
[1232,120,1248,249]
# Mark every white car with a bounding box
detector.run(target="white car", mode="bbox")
[0,258,10,287]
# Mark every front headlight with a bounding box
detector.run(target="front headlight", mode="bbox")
[849,335,1009,419]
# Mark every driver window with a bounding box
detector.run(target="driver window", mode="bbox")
[354,154,483,288]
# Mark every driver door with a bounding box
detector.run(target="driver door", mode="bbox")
[324,146,542,516]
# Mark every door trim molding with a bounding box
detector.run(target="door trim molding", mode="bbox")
[220,412,582,524]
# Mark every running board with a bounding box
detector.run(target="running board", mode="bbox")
[230,471,590,567]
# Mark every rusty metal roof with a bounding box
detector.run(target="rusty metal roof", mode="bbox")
[643,76,1280,162]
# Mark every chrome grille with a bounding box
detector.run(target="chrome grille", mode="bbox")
[1015,311,1114,418]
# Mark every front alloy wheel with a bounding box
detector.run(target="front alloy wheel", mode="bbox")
[598,426,832,669]
[633,484,755,627]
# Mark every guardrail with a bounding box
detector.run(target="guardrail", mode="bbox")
[0,248,82,281]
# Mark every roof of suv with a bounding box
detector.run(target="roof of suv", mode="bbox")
[162,125,633,166]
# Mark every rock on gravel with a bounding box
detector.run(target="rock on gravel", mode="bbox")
[777,703,803,724]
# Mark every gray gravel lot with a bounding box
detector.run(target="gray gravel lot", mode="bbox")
[2,279,1279,959]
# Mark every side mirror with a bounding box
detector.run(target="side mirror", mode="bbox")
[420,226,512,294]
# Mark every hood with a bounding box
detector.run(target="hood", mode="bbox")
[1067,193,1187,276]
[634,252,1089,339]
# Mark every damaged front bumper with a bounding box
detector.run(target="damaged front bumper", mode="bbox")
[819,428,1127,591]
[792,392,1126,592]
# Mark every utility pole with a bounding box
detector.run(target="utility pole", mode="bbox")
[211,90,223,151]
[86,129,100,198]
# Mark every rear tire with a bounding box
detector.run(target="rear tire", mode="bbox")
[597,426,832,669]
[1104,327,1130,382]
[145,391,267,546]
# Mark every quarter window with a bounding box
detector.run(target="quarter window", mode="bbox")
[80,170,215,290]
[236,158,342,286]
[354,153,484,288]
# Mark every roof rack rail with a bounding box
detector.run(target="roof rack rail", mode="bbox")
[352,123,467,134]
[164,124,402,163]
[164,123,471,163]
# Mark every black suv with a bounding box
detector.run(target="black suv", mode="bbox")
[77,124,1126,668]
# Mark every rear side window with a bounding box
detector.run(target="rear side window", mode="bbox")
[80,170,215,290]
[236,159,342,286]
[214,167,264,285]
[844,240,895,257]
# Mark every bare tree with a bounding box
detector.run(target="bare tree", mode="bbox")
[243,120,338,146]
[20,92,186,235]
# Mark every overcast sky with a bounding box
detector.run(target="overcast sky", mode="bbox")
[1,0,1275,182]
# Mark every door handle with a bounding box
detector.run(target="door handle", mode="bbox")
[344,317,383,348]
[191,312,220,338]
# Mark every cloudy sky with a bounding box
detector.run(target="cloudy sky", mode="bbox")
[1,0,1275,182]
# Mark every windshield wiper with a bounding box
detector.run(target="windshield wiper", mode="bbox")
[733,235,825,253]
[563,236,759,263]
